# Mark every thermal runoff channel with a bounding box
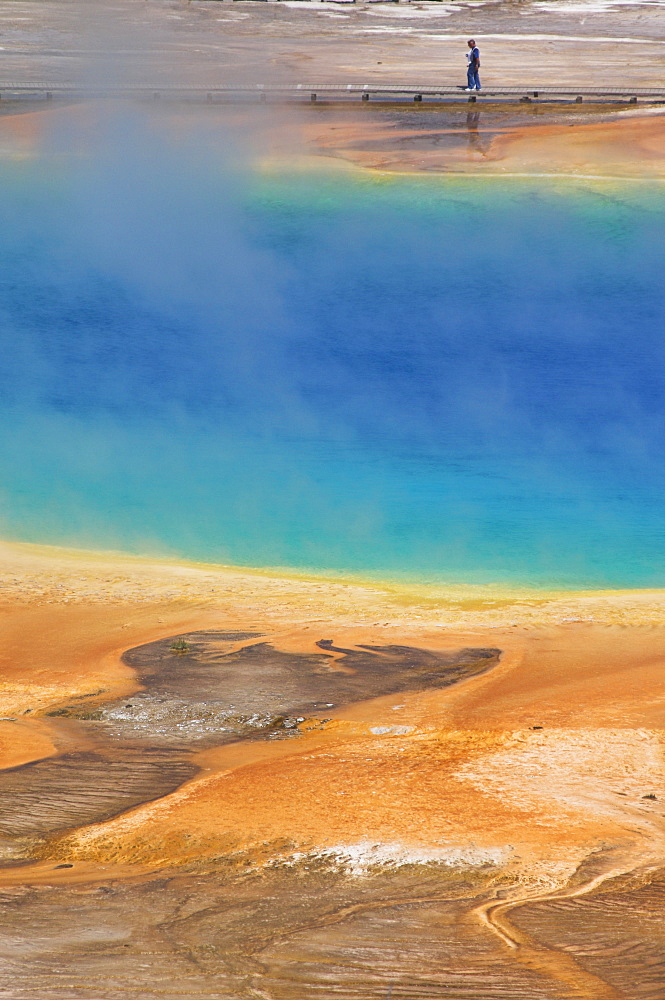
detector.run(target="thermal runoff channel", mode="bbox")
[0,108,663,588]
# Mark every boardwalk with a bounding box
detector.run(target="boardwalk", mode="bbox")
[1,82,665,105]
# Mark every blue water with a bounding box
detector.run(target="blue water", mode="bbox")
[1,115,664,587]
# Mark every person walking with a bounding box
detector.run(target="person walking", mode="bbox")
[465,39,481,92]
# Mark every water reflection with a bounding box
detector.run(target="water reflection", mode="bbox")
[466,110,490,157]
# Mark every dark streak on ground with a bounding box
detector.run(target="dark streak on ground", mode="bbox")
[0,634,497,867]
[0,628,661,996]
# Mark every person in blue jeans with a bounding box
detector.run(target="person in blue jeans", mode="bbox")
[466,39,481,91]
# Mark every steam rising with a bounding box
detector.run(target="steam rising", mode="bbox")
[0,101,663,586]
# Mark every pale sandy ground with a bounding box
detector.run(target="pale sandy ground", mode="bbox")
[1,0,665,91]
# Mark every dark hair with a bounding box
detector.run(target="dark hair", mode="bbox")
[468,39,476,46]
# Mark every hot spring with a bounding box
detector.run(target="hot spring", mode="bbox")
[0,107,663,588]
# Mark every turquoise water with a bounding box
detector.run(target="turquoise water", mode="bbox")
[1,116,664,587]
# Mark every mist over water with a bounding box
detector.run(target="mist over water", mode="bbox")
[1,106,664,587]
